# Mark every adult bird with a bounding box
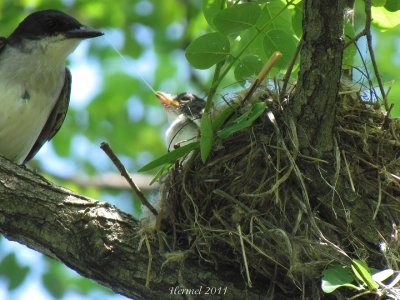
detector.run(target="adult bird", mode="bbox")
[155,91,205,151]
[0,9,103,164]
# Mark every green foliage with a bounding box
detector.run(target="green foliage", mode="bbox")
[321,264,359,293]
[322,260,395,297]
[234,55,263,83]
[0,253,30,290]
[42,259,111,298]
[199,113,213,162]
[262,29,296,68]
[185,32,230,69]
[351,259,379,290]
[343,21,357,69]
[372,0,386,7]
[212,105,236,131]
[189,0,299,88]
[217,102,267,139]
[372,6,400,28]
[385,0,400,11]
[138,142,199,172]
[202,0,225,29]
[185,0,300,162]
[213,3,261,35]
[291,3,302,38]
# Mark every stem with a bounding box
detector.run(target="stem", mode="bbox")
[206,60,224,113]
[209,1,293,98]
[100,142,158,216]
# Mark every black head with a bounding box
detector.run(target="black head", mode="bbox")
[9,9,103,41]
[175,93,205,119]
[156,92,205,119]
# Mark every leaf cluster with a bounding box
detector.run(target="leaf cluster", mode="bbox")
[322,260,398,299]
[140,0,300,176]
[186,0,299,83]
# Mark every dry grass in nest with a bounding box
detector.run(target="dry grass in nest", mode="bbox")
[155,81,400,298]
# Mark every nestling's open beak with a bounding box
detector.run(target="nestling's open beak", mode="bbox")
[155,91,180,109]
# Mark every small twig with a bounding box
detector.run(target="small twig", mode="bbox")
[353,37,378,103]
[237,224,252,288]
[342,150,355,192]
[145,234,153,288]
[241,51,282,105]
[100,142,158,216]
[345,1,390,112]
[218,49,283,130]
[372,172,382,220]
[364,0,388,111]
[280,38,303,103]
[206,60,224,113]
[344,29,367,49]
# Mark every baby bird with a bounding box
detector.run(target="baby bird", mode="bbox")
[155,91,205,151]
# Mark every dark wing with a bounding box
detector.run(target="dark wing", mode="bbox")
[23,68,71,163]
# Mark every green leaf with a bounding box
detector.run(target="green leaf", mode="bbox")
[150,162,173,185]
[292,3,302,38]
[321,265,359,293]
[212,105,237,131]
[372,0,386,6]
[202,0,225,28]
[218,102,266,139]
[385,0,400,11]
[257,0,292,30]
[200,113,214,163]
[234,55,263,84]
[138,142,199,172]
[185,32,230,69]
[351,260,379,290]
[0,253,30,290]
[42,261,67,298]
[213,3,261,35]
[237,28,267,63]
[343,22,357,69]
[263,29,297,69]
[371,6,400,29]
[42,259,110,298]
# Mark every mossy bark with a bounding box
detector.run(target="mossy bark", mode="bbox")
[291,0,345,154]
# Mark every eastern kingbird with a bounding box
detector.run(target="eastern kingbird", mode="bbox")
[0,9,103,164]
[155,92,205,151]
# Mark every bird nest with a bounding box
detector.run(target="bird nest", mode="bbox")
[152,81,400,298]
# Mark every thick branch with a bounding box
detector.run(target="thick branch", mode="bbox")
[292,0,345,153]
[54,171,159,191]
[0,156,264,299]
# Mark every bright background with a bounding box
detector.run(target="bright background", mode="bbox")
[0,0,400,299]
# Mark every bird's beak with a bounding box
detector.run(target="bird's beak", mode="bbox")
[155,91,180,109]
[64,25,103,39]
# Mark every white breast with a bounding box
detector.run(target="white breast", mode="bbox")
[165,114,199,151]
[0,41,66,163]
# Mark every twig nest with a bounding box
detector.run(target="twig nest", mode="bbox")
[156,81,400,298]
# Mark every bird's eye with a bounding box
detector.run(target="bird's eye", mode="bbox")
[179,95,192,102]
[45,18,59,31]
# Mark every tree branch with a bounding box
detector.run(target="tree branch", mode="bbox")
[291,0,345,153]
[0,156,266,299]
[49,171,159,191]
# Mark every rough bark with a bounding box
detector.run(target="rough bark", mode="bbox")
[291,0,345,153]
[0,155,268,299]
